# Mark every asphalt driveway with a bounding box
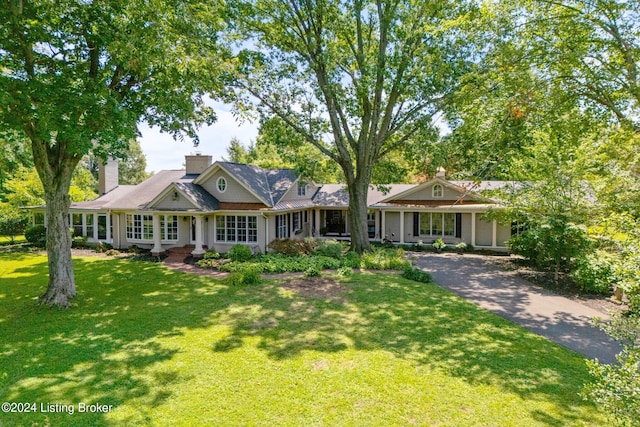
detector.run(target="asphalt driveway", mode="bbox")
[411,252,622,364]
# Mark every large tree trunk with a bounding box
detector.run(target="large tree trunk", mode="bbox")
[39,173,76,307]
[347,177,372,254]
[32,140,79,308]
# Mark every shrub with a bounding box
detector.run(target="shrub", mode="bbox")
[402,267,433,283]
[268,238,312,256]
[229,244,252,262]
[203,250,220,260]
[571,250,621,295]
[24,225,47,248]
[432,238,446,251]
[226,265,261,285]
[455,242,468,253]
[94,241,113,253]
[304,266,321,278]
[313,239,343,259]
[72,235,88,248]
[105,249,120,256]
[343,251,361,268]
[360,247,410,270]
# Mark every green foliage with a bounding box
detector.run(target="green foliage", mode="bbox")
[24,225,46,247]
[229,244,253,263]
[584,312,640,426]
[226,265,262,286]
[267,238,315,256]
[402,267,434,284]
[0,206,28,243]
[304,266,321,278]
[432,239,447,251]
[71,235,88,249]
[94,242,113,254]
[508,220,592,280]
[312,239,343,259]
[203,250,220,260]
[337,266,352,277]
[359,248,410,271]
[571,250,621,295]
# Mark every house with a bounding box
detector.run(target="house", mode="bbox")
[30,155,515,255]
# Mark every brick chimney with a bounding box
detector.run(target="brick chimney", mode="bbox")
[185,153,212,175]
[98,157,119,195]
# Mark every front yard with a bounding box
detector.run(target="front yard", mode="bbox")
[0,253,605,426]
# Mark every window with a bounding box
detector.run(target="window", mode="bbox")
[215,215,257,243]
[86,213,94,236]
[276,214,289,238]
[160,215,178,241]
[419,213,456,237]
[98,214,108,240]
[293,212,300,232]
[71,213,83,236]
[217,177,227,192]
[126,214,153,241]
[432,184,443,198]
[297,181,307,196]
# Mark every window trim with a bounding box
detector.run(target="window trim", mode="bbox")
[214,214,258,243]
[418,212,456,237]
[432,184,443,198]
[217,177,227,193]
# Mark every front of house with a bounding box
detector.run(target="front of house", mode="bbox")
[31,154,514,255]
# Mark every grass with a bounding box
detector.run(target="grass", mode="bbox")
[0,253,605,426]
[0,235,26,245]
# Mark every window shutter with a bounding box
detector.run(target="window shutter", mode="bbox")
[413,212,419,236]
[455,213,462,238]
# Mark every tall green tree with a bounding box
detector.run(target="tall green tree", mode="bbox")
[229,0,478,253]
[0,0,226,307]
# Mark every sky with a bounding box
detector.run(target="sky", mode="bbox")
[138,100,258,173]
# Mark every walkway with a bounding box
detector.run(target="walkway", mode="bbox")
[411,252,622,364]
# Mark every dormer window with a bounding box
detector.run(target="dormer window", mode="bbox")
[297,181,307,196]
[217,177,227,193]
[432,184,443,198]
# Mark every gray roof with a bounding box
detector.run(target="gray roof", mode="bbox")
[218,162,297,206]
[312,184,415,207]
[173,182,220,211]
[71,170,190,210]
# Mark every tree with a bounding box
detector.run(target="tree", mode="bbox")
[0,1,225,307]
[84,139,152,186]
[229,0,478,253]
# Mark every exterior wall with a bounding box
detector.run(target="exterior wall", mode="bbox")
[497,223,511,247]
[154,192,197,210]
[200,170,264,204]
[280,181,320,202]
[384,212,401,242]
[402,183,473,202]
[461,213,473,244]
[475,217,493,247]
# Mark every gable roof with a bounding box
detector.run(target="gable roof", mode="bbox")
[193,161,297,207]
[145,181,220,211]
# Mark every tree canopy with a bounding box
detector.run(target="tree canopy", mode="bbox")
[0,0,228,307]
[228,0,479,252]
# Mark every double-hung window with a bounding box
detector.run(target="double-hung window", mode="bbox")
[126,214,153,241]
[419,213,456,237]
[215,215,258,243]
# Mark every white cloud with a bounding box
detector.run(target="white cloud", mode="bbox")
[138,101,258,173]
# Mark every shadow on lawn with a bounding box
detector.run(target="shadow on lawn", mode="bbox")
[211,272,600,426]
[0,255,235,426]
[1,255,599,426]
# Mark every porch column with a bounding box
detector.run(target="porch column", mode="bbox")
[92,213,98,240]
[375,209,381,240]
[192,215,205,256]
[151,214,163,255]
[106,212,112,242]
[399,211,405,244]
[471,212,477,247]
[381,211,386,240]
[315,209,321,237]
[491,219,497,248]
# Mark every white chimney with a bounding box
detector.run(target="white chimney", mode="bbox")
[98,157,119,195]
[185,153,212,175]
[435,166,446,178]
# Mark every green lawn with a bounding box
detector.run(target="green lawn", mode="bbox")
[0,235,26,245]
[0,253,605,426]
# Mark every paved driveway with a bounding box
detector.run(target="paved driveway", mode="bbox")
[411,252,622,364]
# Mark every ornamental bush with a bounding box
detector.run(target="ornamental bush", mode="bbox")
[229,244,252,262]
[313,239,343,259]
[571,250,621,295]
[24,225,46,248]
